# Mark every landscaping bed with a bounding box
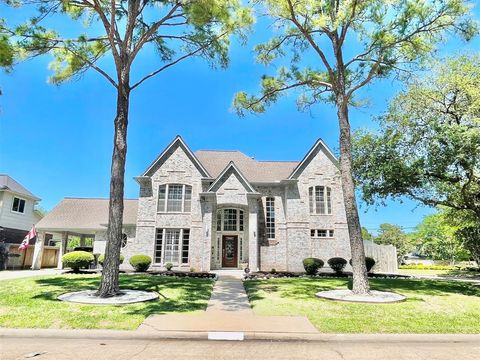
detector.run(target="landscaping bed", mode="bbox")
[244,271,409,280]
[244,277,480,333]
[149,270,217,279]
[0,274,214,330]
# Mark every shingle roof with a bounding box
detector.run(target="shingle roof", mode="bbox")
[0,175,40,200]
[36,198,138,231]
[195,150,298,183]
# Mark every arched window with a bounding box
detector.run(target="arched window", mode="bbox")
[309,186,332,214]
[216,209,244,232]
[157,184,192,212]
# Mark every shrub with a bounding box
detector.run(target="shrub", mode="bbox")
[98,254,124,266]
[129,255,152,272]
[62,251,94,272]
[328,257,347,273]
[349,257,376,272]
[271,268,277,274]
[303,258,324,275]
[190,267,196,272]
[165,262,173,271]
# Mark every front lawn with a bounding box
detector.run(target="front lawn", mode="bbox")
[244,278,480,333]
[0,274,214,330]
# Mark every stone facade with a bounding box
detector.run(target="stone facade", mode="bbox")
[120,136,356,273]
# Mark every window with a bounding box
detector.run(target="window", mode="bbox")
[310,229,335,238]
[308,186,332,214]
[265,197,275,239]
[182,229,190,264]
[216,209,245,232]
[154,228,190,264]
[12,197,26,213]
[157,184,192,212]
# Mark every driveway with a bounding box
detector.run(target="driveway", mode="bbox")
[0,268,65,281]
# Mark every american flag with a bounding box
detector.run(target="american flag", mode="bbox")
[19,225,37,250]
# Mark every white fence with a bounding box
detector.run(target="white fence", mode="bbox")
[364,240,398,274]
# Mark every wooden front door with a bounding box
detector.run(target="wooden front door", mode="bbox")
[222,235,238,268]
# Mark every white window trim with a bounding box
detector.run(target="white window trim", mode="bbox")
[11,196,26,214]
[310,229,335,239]
[157,184,192,214]
[216,208,245,233]
[154,228,190,265]
[309,186,333,215]
[265,197,275,240]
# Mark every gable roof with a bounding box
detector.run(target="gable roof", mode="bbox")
[208,161,256,193]
[36,198,138,232]
[195,150,298,183]
[141,136,210,178]
[0,175,40,201]
[288,139,339,179]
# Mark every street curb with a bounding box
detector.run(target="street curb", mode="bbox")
[1,328,479,343]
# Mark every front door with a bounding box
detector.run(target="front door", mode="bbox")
[222,235,238,268]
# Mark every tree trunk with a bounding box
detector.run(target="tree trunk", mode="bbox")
[336,98,370,295]
[97,80,130,297]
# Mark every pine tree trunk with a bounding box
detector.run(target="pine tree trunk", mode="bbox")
[336,98,370,295]
[97,80,130,297]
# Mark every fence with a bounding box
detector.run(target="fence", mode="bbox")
[364,240,398,273]
[6,244,59,269]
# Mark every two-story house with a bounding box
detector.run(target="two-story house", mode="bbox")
[0,175,42,244]
[35,136,397,272]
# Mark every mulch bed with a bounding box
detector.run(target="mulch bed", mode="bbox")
[148,270,217,279]
[244,270,410,280]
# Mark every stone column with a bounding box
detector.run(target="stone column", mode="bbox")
[31,232,45,270]
[248,198,259,271]
[57,232,68,269]
[201,203,213,272]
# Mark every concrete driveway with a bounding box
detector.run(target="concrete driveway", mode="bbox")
[0,268,65,281]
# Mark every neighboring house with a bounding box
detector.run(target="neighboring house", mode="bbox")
[0,175,42,244]
[35,136,397,272]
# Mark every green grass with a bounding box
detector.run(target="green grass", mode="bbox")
[398,268,480,278]
[244,278,480,333]
[0,274,214,330]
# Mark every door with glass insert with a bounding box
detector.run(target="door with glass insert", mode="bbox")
[221,235,238,268]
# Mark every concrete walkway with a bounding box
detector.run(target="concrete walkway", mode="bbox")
[0,268,65,281]
[207,273,252,313]
[139,272,319,338]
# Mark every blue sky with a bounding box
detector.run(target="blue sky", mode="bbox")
[1,4,479,234]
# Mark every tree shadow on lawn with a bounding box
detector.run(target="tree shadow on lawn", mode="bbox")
[245,278,480,303]
[33,275,214,316]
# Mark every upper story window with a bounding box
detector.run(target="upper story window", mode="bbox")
[265,197,275,239]
[12,197,26,214]
[157,184,192,213]
[216,209,244,232]
[309,186,332,215]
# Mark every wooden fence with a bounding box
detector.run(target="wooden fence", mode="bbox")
[364,240,398,274]
[6,244,59,269]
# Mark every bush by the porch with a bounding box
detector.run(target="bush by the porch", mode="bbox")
[328,257,347,273]
[349,257,376,272]
[98,254,125,266]
[62,251,94,272]
[129,255,152,272]
[303,258,324,275]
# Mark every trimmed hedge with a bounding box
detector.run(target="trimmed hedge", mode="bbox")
[400,264,458,270]
[62,251,94,272]
[129,255,152,272]
[328,257,347,273]
[98,254,125,266]
[165,262,173,271]
[303,258,324,275]
[349,257,376,272]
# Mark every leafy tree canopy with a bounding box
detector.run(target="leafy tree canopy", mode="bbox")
[2,0,253,87]
[353,54,480,221]
[411,211,470,263]
[376,223,412,263]
[233,0,477,114]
